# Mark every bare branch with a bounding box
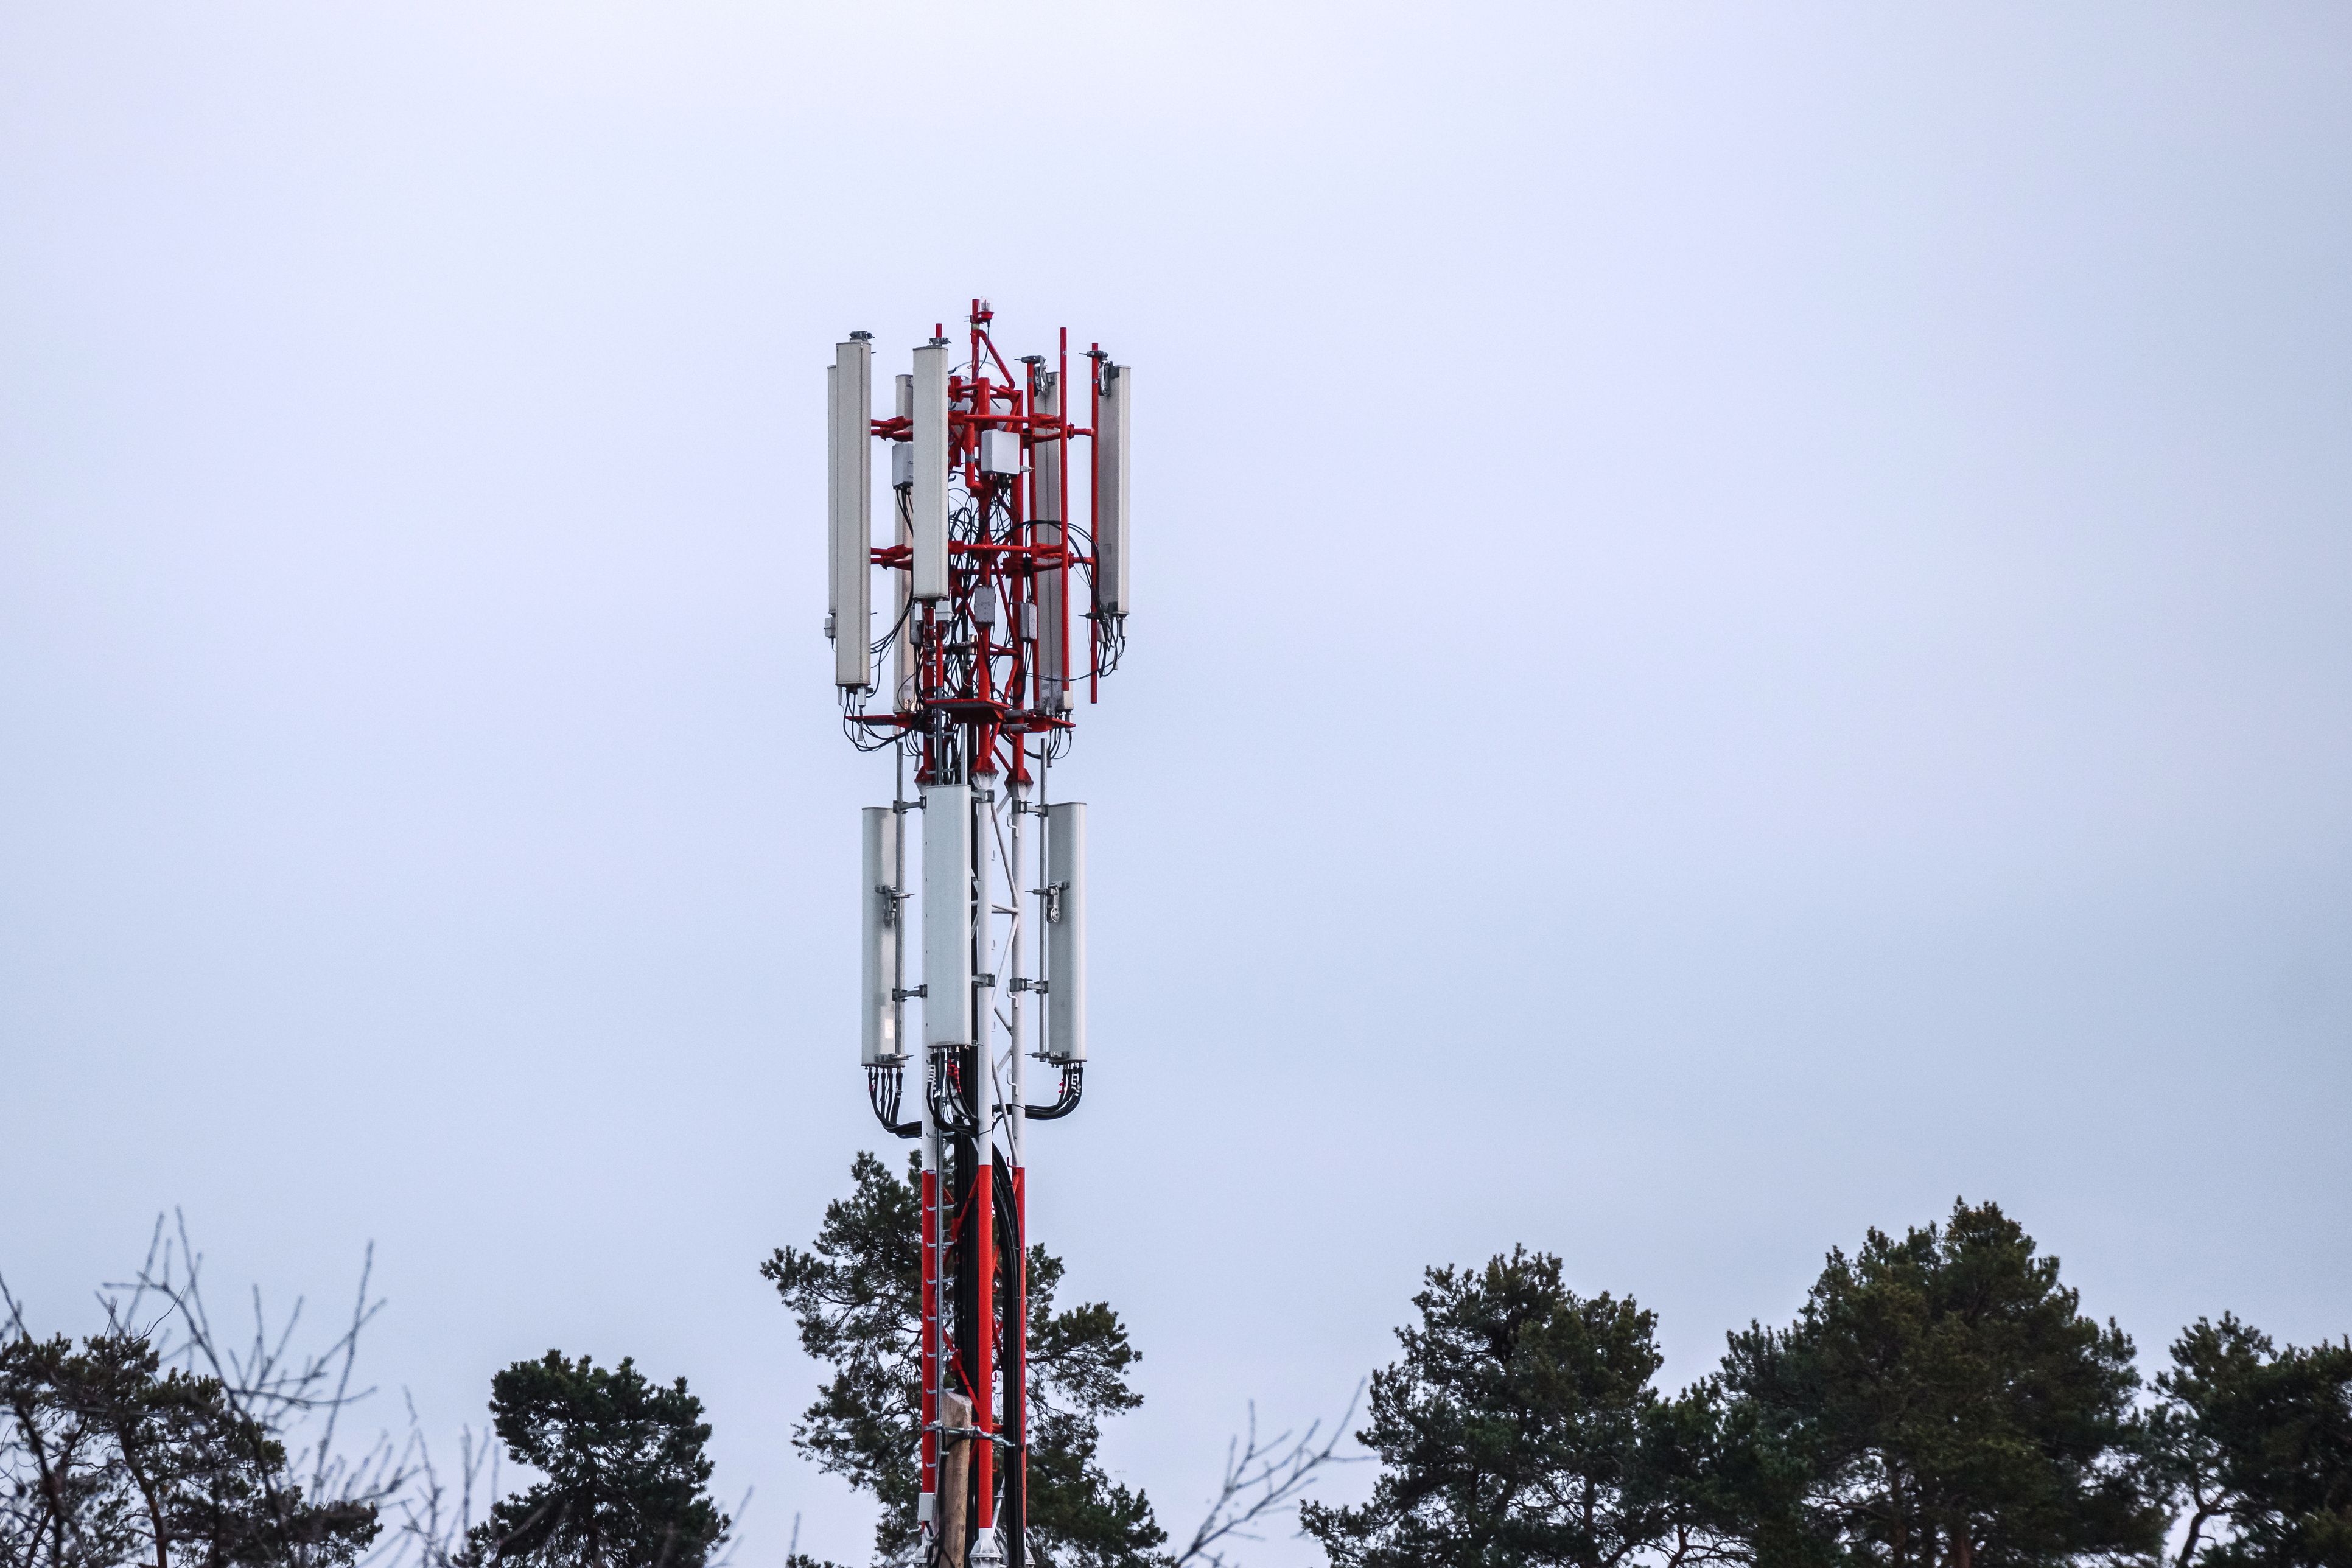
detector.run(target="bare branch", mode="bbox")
[1175,1385,1364,1568]
[93,1211,443,1567]
[387,1404,500,1568]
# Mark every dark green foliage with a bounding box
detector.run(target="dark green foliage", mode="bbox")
[0,1330,377,1568]
[763,1154,922,1548]
[1630,1381,1763,1568]
[2155,1315,2352,1568]
[1299,1247,1707,1568]
[1716,1199,2162,1568]
[761,1152,1164,1568]
[1307,1202,2323,1568]
[465,1352,729,1568]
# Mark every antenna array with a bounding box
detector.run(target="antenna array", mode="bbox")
[825,299,1132,1568]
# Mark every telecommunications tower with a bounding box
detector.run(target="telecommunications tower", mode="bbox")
[825,300,1132,1568]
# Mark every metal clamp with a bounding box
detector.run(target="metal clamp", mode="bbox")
[922,1422,1018,1451]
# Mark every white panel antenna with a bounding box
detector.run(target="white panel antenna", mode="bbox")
[1031,369,1066,711]
[892,373,916,710]
[830,337,873,688]
[825,361,838,640]
[1094,363,1130,618]
[1043,801,1086,1062]
[921,783,972,1047]
[910,342,951,601]
[860,807,901,1065]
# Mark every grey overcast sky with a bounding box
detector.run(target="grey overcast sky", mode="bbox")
[4,4,2349,1564]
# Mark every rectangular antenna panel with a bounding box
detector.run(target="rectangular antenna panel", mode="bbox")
[830,339,872,687]
[1032,371,1065,710]
[860,807,901,1065]
[911,344,951,601]
[1093,364,1130,617]
[892,373,915,710]
[922,783,973,1048]
[825,362,838,635]
[1043,802,1087,1061]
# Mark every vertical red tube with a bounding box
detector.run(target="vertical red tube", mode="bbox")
[919,1163,939,1507]
[1013,1164,1028,1537]
[973,1149,997,1531]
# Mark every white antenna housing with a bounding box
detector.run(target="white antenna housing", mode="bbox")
[911,342,951,601]
[1043,801,1086,1061]
[830,337,873,688]
[860,807,901,1065]
[826,361,838,630]
[1094,364,1130,618]
[922,783,973,1047]
[1032,369,1065,711]
[893,373,916,711]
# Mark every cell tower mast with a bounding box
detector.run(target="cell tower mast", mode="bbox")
[827,299,1131,1568]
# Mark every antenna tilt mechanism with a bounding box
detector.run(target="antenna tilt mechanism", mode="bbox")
[825,299,1132,1568]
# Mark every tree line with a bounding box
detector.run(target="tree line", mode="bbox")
[772,1165,2348,1568]
[10,1191,2347,1568]
[1297,1200,2349,1568]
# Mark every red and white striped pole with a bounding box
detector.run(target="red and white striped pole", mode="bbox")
[970,765,998,1556]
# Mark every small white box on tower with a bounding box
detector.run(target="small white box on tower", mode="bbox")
[979,429,1022,477]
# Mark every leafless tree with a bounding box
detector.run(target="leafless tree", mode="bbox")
[1171,1387,1362,1568]
[379,1399,502,1568]
[2,1213,503,1568]
[104,1213,416,1534]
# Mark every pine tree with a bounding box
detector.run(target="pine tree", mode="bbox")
[2155,1314,2352,1568]
[762,1152,1163,1568]
[463,1353,729,1568]
[1298,1247,1693,1568]
[1717,1199,2162,1568]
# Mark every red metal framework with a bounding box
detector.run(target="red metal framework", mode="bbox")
[843,299,1124,777]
